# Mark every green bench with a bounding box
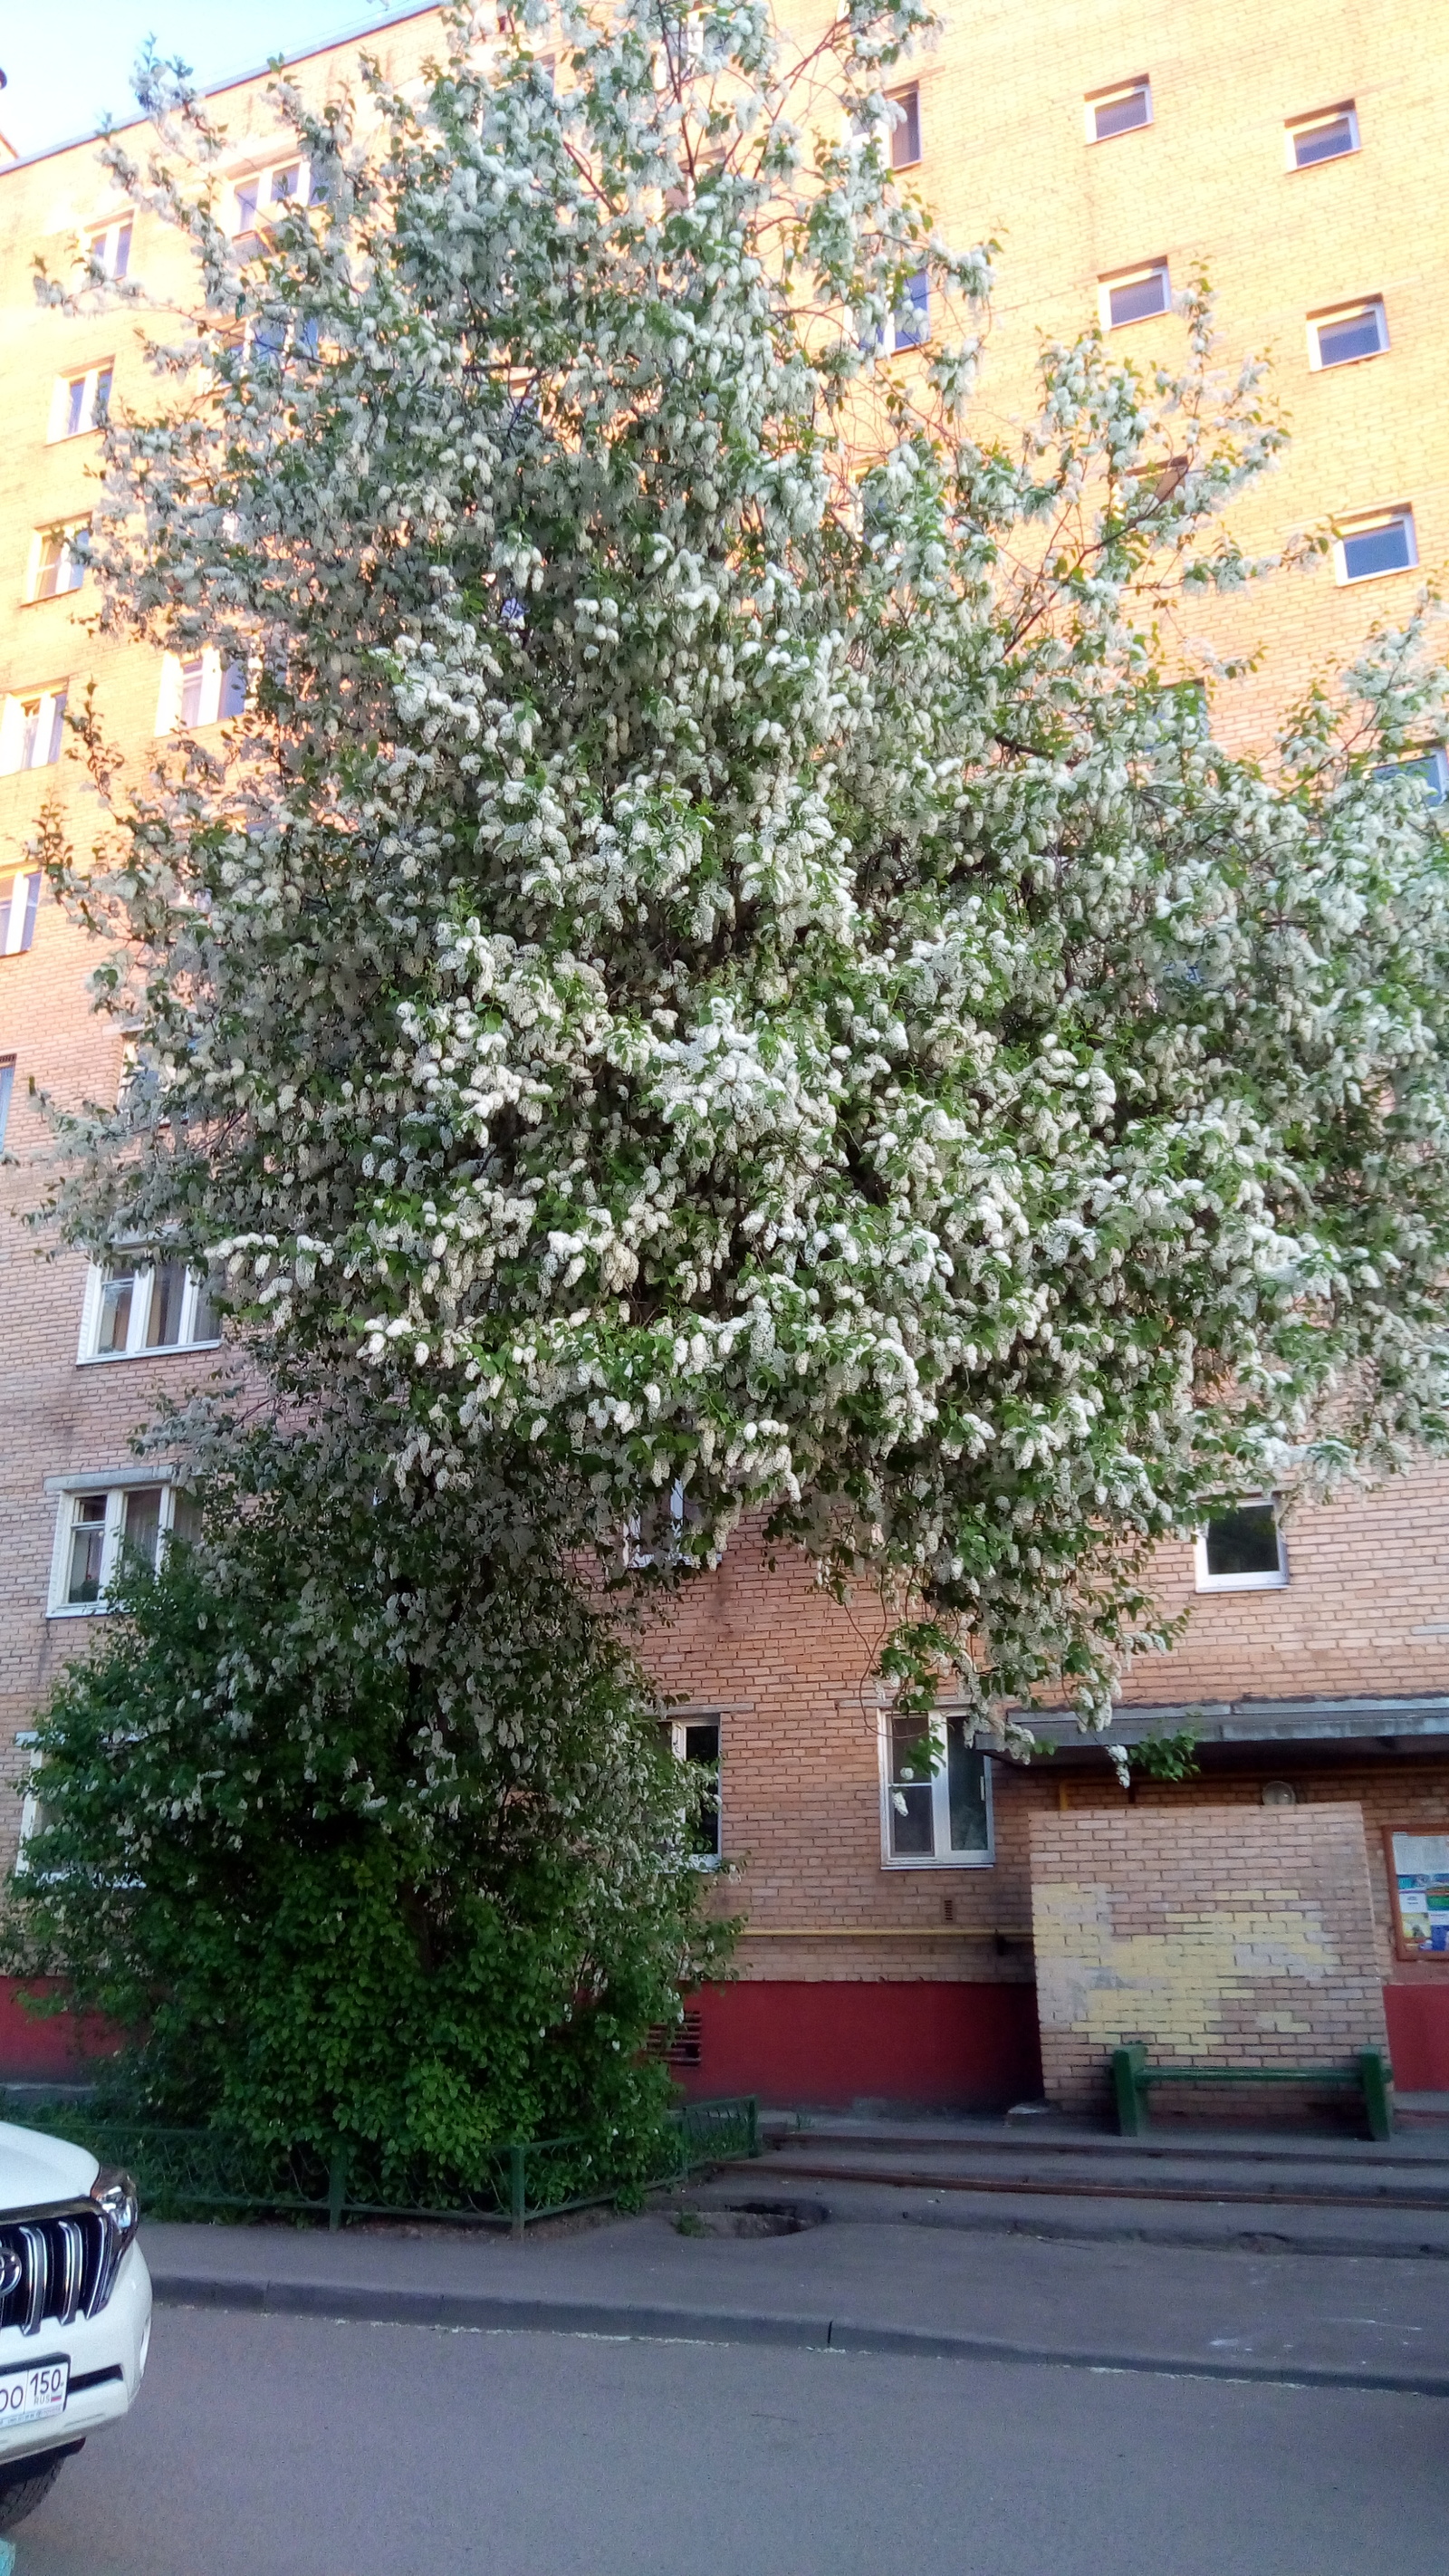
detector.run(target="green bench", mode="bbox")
[1111,2043,1394,2141]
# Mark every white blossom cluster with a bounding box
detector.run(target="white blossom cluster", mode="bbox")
[45,0,1449,1732]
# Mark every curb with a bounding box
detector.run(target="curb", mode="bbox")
[149,2271,1449,2398]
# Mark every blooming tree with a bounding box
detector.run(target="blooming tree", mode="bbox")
[45,0,1449,1735]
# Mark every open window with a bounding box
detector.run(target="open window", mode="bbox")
[664,1715,721,1866]
[1194,1498,1288,1591]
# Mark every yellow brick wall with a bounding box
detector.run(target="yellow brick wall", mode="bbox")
[1029,1801,1390,2110]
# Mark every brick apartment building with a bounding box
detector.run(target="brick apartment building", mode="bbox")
[1,0,1446,2111]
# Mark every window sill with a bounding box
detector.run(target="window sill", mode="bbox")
[78,1340,222,1367]
[880,1852,994,1871]
[1337,566,1414,588]
[46,1601,111,1620]
[1311,350,1387,374]
[1195,1572,1289,1593]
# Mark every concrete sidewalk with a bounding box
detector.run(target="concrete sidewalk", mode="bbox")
[140,2177,1449,2397]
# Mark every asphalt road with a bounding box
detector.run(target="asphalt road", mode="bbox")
[9,2302,1448,2576]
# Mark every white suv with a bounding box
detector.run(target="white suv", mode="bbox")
[0,2121,151,2533]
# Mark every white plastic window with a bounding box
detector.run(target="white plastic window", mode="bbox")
[230,159,318,236]
[78,1258,221,1362]
[879,1712,993,1868]
[0,1058,14,1151]
[888,84,921,168]
[1194,1499,1288,1592]
[0,871,41,956]
[49,364,112,442]
[87,218,132,280]
[28,522,90,602]
[1286,103,1358,169]
[884,270,929,352]
[1309,299,1388,370]
[1334,507,1416,586]
[0,689,67,775]
[1372,747,1448,809]
[47,1480,199,1616]
[1100,261,1170,330]
[1087,77,1151,143]
[665,1716,721,1865]
[155,650,248,733]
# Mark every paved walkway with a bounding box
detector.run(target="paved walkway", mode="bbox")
[141,2160,1449,2395]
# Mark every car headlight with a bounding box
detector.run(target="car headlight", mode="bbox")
[90,2167,140,2251]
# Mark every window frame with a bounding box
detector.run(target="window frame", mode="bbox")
[1285,102,1359,170]
[1333,505,1417,587]
[0,687,69,776]
[27,520,90,604]
[1085,77,1152,144]
[664,1712,722,1869]
[0,870,42,957]
[1099,259,1171,332]
[77,1257,222,1364]
[48,362,113,444]
[44,1470,192,1619]
[86,216,133,281]
[0,1056,14,1151]
[227,155,319,240]
[882,268,930,355]
[1193,1497,1289,1593]
[1373,746,1448,809]
[888,82,921,168]
[1308,297,1388,372]
[155,649,248,735]
[878,1709,995,1870]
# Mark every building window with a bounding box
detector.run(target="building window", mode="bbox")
[88,218,132,280]
[29,522,90,601]
[231,159,319,237]
[47,1477,200,1616]
[1310,298,1388,370]
[0,870,41,956]
[1086,77,1151,142]
[885,270,930,351]
[0,1058,14,1151]
[1286,103,1358,169]
[50,363,112,442]
[665,1716,721,1865]
[156,650,247,734]
[79,1258,221,1362]
[879,1711,993,1868]
[1373,747,1448,808]
[1194,1499,1288,1592]
[888,84,921,168]
[1335,506,1416,585]
[0,689,68,775]
[1100,260,1170,330]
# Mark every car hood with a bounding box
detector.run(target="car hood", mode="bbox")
[0,2121,100,2213]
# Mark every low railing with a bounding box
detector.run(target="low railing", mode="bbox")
[0,2093,761,2237]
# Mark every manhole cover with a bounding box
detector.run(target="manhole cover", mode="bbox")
[674,2199,829,2238]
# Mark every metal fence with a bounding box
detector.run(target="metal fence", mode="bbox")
[0,2094,760,2237]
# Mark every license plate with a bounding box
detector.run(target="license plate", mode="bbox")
[0,2360,68,2428]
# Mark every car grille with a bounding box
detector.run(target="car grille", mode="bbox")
[0,2207,115,2336]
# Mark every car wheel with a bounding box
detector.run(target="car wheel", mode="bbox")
[0,2440,81,2533]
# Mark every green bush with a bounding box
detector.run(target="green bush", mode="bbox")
[3,1435,731,2193]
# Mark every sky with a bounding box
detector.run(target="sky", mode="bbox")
[0,0,419,162]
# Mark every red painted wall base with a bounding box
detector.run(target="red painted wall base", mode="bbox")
[0,1980,117,2085]
[1384,1984,1449,2092]
[677,1979,1042,2112]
